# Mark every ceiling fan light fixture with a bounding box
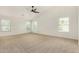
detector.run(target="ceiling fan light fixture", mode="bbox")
[31,6,40,14]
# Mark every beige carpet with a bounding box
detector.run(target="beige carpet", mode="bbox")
[0,33,78,53]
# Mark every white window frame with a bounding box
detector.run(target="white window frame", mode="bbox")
[0,19,11,32]
[26,20,38,33]
[58,17,69,32]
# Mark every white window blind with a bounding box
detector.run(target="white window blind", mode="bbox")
[26,20,38,33]
[1,19,11,32]
[58,17,69,32]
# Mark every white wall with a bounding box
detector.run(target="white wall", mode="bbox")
[77,7,79,44]
[0,6,78,40]
[0,17,27,36]
[36,6,78,39]
[0,6,38,36]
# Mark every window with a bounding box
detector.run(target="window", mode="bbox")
[32,21,38,32]
[26,20,38,33]
[58,17,69,32]
[0,19,11,32]
[26,21,32,32]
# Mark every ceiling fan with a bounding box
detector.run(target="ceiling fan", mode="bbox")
[31,6,40,13]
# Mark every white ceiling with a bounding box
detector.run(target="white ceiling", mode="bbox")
[0,6,76,20]
[0,6,52,20]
